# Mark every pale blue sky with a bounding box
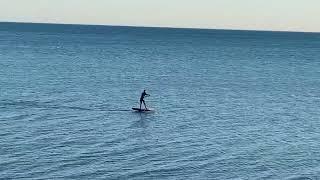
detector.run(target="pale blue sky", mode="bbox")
[0,0,319,32]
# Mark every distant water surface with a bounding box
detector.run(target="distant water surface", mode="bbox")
[0,22,320,179]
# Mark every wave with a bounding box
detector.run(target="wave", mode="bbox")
[0,99,131,112]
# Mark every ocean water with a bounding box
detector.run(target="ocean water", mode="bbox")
[0,22,320,179]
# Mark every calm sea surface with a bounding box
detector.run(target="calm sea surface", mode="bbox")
[0,22,320,179]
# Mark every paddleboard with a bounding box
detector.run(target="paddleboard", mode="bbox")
[132,108,154,112]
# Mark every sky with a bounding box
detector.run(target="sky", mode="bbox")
[0,0,319,32]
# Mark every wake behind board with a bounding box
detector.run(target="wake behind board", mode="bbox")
[132,108,154,112]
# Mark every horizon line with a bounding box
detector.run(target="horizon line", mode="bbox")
[1,21,319,34]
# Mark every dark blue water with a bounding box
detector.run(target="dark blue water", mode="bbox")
[1,22,320,179]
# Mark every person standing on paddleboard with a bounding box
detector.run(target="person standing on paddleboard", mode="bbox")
[140,90,150,110]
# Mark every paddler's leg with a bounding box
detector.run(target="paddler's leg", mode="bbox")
[143,101,147,110]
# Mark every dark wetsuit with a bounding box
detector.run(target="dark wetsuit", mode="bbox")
[140,91,149,109]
